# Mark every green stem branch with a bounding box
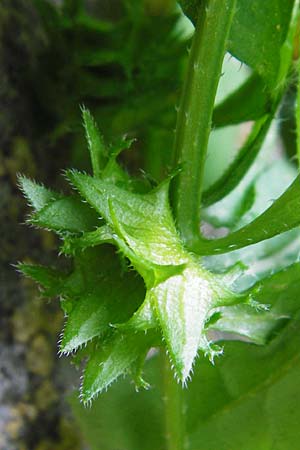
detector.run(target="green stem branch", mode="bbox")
[172,0,237,250]
[162,351,186,450]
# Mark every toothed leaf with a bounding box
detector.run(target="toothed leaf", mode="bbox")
[31,196,99,233]
[60,247,145,353]
[18,263,67,297]
[67,172,188,266]
[210,305,281,345]
[116,292,157,332]
[81,331,153,404]
[62,225,113,255]
[152,262,239,381]
[61,275,144,353]
[82,107,107,177]
[210,262,300,344]
[18,175,60,211]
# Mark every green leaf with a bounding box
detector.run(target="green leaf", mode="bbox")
[60,274,144,354]
[186,312,300,450]
[67,12,115,33]
[209,304,280,345]
[81,331,154,404]
[60,247,145,353]
[198,175,300,255]
[228,0,294,87]
[18,175,60,211]
[70,355,164,450]
[17,263,66,297]
[210,262,300,344]
[82,107,107,177]
[203,180,256,230]
[62,225,113,255]
[213,74,270,127]
[297,58,300,164]
[202,114,273,206]
[117,293,158,332]
[179,0,294,88]
[31,196,99,233]
[203,148,297,231]
[67,171,188,267]
[151,261,240,381]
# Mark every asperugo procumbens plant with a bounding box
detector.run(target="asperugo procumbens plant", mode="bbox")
[18,0,300,448]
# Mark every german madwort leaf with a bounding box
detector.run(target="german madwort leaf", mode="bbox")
[229,0,294,87]
[61,293,110,354]
[60,246,144,353]
[62,225,113,255]
[187,312,300,450]
[210,262,300,345]
[151,261,240,381]
[31,196,99,233]
[60,273,144,354]
[81,331,154,404]
[18,175,60,211]
[17,263,66,297]
[82,106,107,177]
[210,305,281,346]
[202,114,273,207]
[297,56,300,164]
[116,292,158,332]
[180,0,294,88]
[67,171,188,266]
[71,355,164,450]
[66,168,251,380]
[198,175,300,255]
[212,74,270,128]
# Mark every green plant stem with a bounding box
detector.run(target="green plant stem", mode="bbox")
[161,351,186,450]
[172,0,237,250]
[297,60,300,166]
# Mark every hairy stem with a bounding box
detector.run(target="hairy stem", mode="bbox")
[172,0,237,250]
[162,351,186,450]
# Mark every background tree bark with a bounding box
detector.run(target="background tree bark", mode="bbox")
[0,2,81,448]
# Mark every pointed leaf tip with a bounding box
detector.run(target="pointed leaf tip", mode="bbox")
[82,107,107,177]
[153,264,220,382]
[81,331,152,404]
[18,175,60,212]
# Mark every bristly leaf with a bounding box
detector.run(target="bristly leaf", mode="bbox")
[210,262,300,345]
[65,168,247,382]
[17,263,67,297]
[18,175,60,211]
[30,196,99,233]
[62,225,114,255]
[82,106,107,177]
[151,262,239,380]
[60,273,144,354]
[66,172,188,267]
[59,246,145,353]
[81,331,154,404]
